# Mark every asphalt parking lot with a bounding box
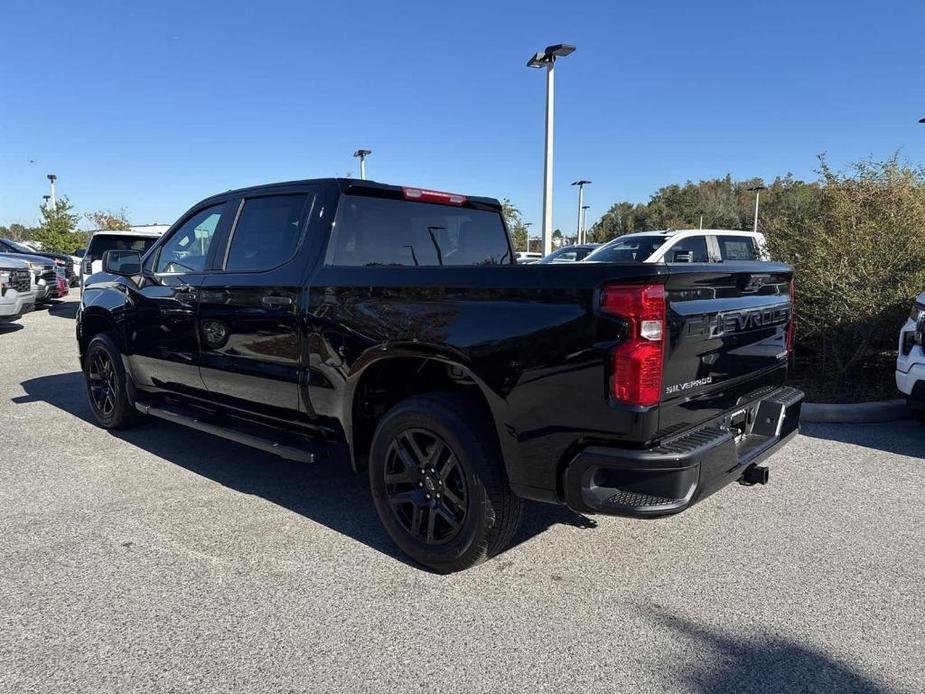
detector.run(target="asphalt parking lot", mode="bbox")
[1,296,922,694]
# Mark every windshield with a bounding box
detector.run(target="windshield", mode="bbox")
[86,235,159,262]
[2,238,35,254]
[584,236,668,263]
[537,246,596,264]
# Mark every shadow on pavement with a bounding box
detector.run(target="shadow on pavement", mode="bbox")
[644,607,893,693]
[799,420,923,459]
[0,322,25,334]
[48,300,79,320]
[14,371,597,569]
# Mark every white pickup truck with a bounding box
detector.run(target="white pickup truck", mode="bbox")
[0,257,36,323]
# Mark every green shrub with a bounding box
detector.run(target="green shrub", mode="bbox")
[766,156,925,391]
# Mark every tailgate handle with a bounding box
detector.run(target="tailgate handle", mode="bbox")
[262,295,293,308]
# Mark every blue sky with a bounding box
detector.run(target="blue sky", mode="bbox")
[2,0,924,232]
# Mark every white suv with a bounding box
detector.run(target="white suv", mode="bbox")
[81,231,163,288]
[896,292,925,417]
[583,229,768,264]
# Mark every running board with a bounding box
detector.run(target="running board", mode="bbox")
[134,402,316,463]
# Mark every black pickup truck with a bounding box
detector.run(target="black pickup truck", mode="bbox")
[77,178,803,572]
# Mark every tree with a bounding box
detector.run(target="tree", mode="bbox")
[501,198,529,252]
[31,198,81,253]
[86,208,131,231]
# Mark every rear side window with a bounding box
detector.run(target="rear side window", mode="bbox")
[329,196,511,266]
[666,236,709,263]
[225,194,311,272]
[717,235,760,261]
[86,235,158,263]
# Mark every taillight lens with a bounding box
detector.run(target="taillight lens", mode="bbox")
[601,284,666,406]
[786,279,796,354]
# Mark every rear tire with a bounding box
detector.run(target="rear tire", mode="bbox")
[369,392,523,573]
[84,332,140,430]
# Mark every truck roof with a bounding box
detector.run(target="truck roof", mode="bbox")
[615,229,763,238]
[198,178,503,211]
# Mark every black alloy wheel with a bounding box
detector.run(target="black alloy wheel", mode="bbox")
[384,429,468,545]
[83,332,140,430]
[368,392,523,573]
[88,349,117,417]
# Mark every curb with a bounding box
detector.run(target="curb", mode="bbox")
[801,399,911,424]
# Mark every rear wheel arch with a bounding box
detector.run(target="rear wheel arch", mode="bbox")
[346,355,516,475]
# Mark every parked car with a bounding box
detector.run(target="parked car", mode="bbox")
[896,291,925,419]
[536,243,601,263]
[583,229,768,264]
[0,237,76,286]
[78,178,802,572]
[0,252,61,303]
[515,251,542,264]
[80,231,163,288]
[0,256,36,323]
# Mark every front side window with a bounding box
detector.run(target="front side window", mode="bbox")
[666,236,710,263]
[329,196,511,267]
[717,235,760,261]
[155,205,225,273]
[225,194,311,272]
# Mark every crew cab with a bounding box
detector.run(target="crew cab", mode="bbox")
[78,179,803,572]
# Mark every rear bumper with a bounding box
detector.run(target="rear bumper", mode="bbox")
[563,386,804,517]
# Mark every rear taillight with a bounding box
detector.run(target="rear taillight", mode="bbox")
[401,187,467,206]
[600,284,666,407]
[786,279,796,354]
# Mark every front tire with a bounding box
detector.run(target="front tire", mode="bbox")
[369,392,523,573]
[84,332,140,430]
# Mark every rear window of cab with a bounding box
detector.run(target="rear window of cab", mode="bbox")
[328,196,512,267]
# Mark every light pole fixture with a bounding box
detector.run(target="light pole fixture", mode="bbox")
[747,185,767,233]
[527,43,576,256]
[353,150,372,180]
[47,173,57,206]
[581,204,590,241]
[919,118,925,123]
[571,180,590,244]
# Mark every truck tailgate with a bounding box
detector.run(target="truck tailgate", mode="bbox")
[658,263,794,438]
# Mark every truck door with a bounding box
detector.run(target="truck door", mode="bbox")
[127,201,231,396]
[196,189,320,418]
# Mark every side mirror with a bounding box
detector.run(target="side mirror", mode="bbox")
[102,249,142,275]
[672,250,694,263]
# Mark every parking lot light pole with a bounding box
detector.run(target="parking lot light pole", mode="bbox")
[581,204,590,241]
[47,174,57,207]
[42,194,50,209]
[747,185,767,233]
[527,44,576,256]
[571,180,590,244]
[353,150,371,180]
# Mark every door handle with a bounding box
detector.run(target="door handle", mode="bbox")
[262,295,293,308]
